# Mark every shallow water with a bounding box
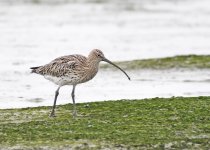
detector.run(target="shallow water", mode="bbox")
[0,0,210,108]
[1,69,210,109]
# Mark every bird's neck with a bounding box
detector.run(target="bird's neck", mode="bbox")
[86,56,100,77]
[88,60,100,71]
[87,55,100,69]
[79,58,99,82]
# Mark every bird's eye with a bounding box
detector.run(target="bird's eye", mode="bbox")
[97,54,101,57]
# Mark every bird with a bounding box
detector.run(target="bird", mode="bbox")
[30,49,130,118]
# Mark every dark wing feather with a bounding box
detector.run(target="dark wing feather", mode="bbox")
[30,54,87,77]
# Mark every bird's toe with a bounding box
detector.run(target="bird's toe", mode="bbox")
[49,113,56,118]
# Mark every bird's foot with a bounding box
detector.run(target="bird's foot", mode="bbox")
[72,112,85,119]
[49,112,56,118]
[72,111,77,119]
[73,110,86,118]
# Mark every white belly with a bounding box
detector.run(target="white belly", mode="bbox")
[44,75,80,86]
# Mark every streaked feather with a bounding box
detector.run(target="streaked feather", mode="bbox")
[30,53,99,85]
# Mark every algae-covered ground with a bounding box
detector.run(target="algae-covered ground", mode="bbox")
[0,97,209,149]
[101,55,210,70]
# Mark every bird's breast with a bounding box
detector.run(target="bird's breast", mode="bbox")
[80,66,98,83]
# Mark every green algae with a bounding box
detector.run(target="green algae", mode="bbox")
[101,55,210,70]
[0,97,210,149]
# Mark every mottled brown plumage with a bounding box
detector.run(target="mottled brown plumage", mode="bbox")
[30,49,130,118]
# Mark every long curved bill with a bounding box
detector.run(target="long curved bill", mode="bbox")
[102,58,131,80]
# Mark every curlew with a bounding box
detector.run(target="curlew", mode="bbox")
[30,49,130,118]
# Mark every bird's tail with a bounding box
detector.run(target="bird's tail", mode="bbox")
[30,66,40,73]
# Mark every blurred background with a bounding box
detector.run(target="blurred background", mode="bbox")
[0,0,210,108]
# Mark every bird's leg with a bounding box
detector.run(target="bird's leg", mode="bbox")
[50,86,60,117]
[71,85,77,118]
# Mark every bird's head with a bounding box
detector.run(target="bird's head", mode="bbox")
[88,49,131,80]
[89,49,105,62]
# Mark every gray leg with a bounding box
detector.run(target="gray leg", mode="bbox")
[71,85,77,118]
[50,86,61,117]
